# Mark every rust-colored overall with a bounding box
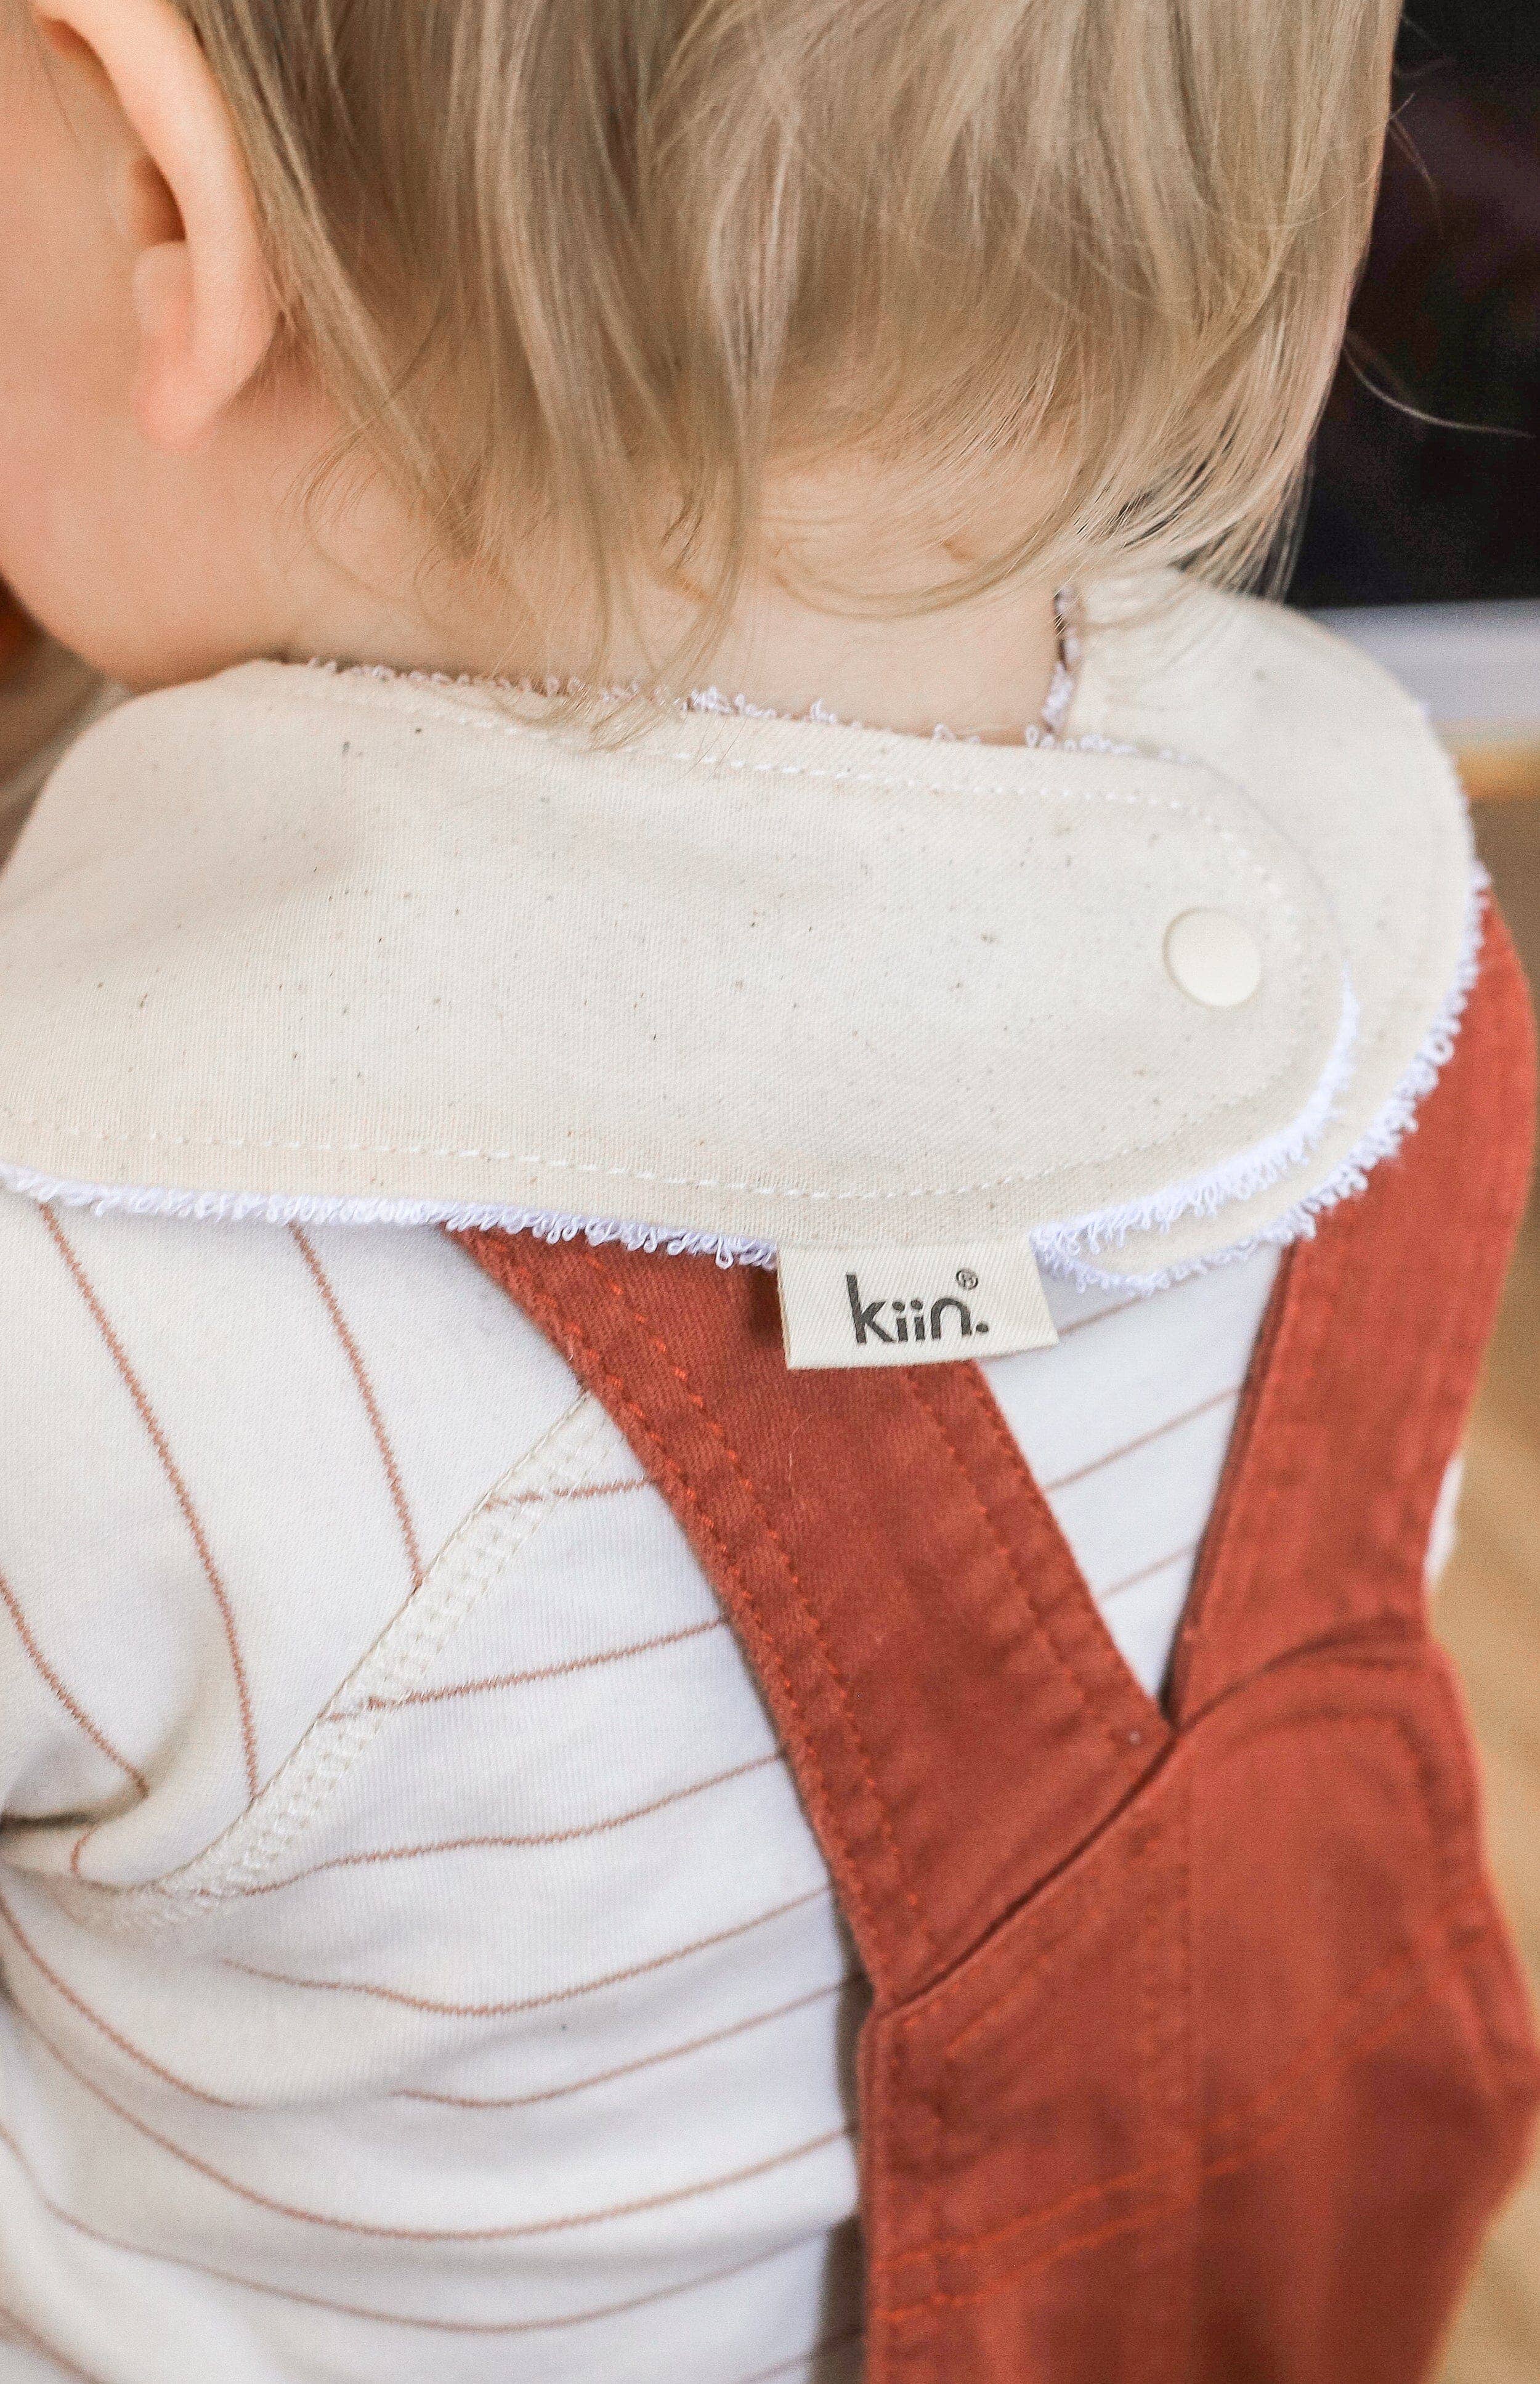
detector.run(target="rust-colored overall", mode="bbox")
[463,914,1540,2383]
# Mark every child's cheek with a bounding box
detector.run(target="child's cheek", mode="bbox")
[0,54,137,660]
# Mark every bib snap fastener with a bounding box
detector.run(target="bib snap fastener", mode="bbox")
[1164,909,1262,1009]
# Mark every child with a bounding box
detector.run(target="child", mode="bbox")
[0,0,1534,2378]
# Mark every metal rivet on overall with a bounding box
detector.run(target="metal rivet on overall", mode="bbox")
[1164,909,1263,1009]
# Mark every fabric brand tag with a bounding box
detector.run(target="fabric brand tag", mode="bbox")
[777,1239,1059,1372]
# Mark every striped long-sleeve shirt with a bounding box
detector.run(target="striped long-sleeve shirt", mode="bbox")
[0,580,1478,2377]
[0,1197,1275,2382]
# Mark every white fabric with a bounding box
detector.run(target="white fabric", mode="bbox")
[1069,584,1480,1280]
[0,584,1478,2377]
[0,584,1474,1280]
[991,1255,1281,1694]
[0,1200,1274,2379]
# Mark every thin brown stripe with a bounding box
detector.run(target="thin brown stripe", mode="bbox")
[226,1882,833,2019]
[1041,1384,1242,1495]
[366,1614,727,1712]
[0,1566,147,1798]
[0,2304,108,2383]
[69,1823,102,1881]
[0,1884,239,2109]
[235,1751,785,1895]
[4,1884,853,2123]
[395,1974,857,2109]
[23,2006,849,2240]
[1053,1296,1143,1338]
[43,1210,259,1800]
[1100,1541,1200,1603]
[0,2110,813,2332]
[291,1226,422,1586]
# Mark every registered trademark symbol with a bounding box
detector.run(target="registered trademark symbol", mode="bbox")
[956,1268,979,1291]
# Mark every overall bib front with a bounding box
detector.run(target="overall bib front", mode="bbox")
[461,916,1540,2383]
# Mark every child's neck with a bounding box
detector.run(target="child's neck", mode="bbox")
[260,449,1065,745]
[612,570,1065,743]
[377,566,1063,746]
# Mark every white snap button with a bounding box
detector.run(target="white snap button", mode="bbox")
[1164,909,1262,1009]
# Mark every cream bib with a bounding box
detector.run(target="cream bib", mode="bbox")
[0,583,1477,1288]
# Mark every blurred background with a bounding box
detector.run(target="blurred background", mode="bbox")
[1289,8,1540,2376]
[0,5,1536,2372]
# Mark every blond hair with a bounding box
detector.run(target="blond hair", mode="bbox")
[180,0,1400,657]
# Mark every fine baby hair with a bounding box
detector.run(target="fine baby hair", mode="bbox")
[181,0,1401,663]
[0,1,1535,2378]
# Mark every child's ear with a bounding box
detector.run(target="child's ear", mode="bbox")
[33,0,279,452]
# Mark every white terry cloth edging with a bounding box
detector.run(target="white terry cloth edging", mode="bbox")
[0,870,1482,1295]
[0,972,1360,1274]
[1045,867,1491,1293]
[0,1162,783,1271]
[1034,969,1359,1271]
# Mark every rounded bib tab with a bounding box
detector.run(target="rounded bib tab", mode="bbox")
[0,590,1477,1287]
[0,671,1346,1254]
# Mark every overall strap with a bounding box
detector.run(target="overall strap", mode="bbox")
[458,1227,1165,2006]
[1171,906,1536,1720]
[460,906,1534,2008]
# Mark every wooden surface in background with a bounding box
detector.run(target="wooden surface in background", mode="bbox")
[1459,742,1540,808]
[1438,793,1540,2383]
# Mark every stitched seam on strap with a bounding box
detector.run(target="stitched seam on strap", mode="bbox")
[575,1244,941,1968]
[485,1239,923,1979]
[906,1371,1146,1765]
